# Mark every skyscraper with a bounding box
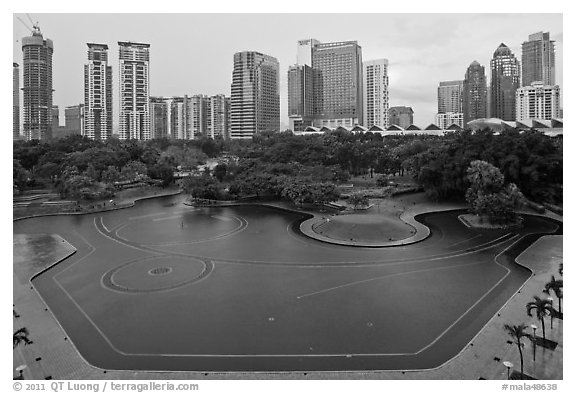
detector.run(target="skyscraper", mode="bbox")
[312,41,363,128]
[22,27,53,140]
[188,95,210,139]
[522,32,555,87]
[209,94,230,139]
[388,106,413,129]
[363,58,389,128]
[118,41,150,140]
[490,43,520,121]
[288,64,315,131]
[516,82,560,121]
[462,61,487,125]
[13,62,20,140]
[150,96,170,139]
[230,51,280,139]
[84,43,113,140]
[437,80,463,114]
[436,80,463,128]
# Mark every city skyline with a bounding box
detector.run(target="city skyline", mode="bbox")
[12,13,563,130]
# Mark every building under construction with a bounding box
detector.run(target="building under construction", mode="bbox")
[21,25,53,140]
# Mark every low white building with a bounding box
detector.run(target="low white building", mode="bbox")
[515,82,560,121]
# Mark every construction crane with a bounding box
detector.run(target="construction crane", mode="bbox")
[16,14,41,35]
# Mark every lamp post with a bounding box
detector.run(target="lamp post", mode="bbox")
[548,297,554,330]
[530,324,538,362]
[16,364,27,379]
[503,361,513,380]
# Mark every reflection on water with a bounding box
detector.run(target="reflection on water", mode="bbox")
[13,234,74,284]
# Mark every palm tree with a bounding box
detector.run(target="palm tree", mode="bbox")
[13,327,32,349]
[526,296,553,342]
[543,275,563,315]
[504,323,529,379]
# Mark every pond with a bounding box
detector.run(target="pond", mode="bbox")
[13,195,561,372]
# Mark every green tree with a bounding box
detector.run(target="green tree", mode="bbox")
[543,275,563,315]
[465,160,524,224]
[504,323,529,380]
[147,163,175,187]
[101,166,122,184]
[13,159,31,194]
[213,163,228,182]
[13,327,32,349]
[120,161,149,182]
[348,192,369,210]
[526,296,554,342]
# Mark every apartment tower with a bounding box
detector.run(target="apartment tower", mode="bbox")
[522,32,555,87]
[363,58,389,128]
[22,27,53,140]
[84,43,113,140]
[436,80,463,128]
[230,51,280,139]
[118,41,150,140]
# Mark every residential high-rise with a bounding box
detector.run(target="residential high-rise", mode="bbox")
[312,41,363,128]
[13,62,20,140]
[490,43,520,121]
[51,105,59,137]
[230,51,280,139]
[209,94,230,139]
[462,61,487,125]
[150,96,170,139]
[516,82,560,121]
[436,80,463,128]
[388,106,413,129]
[188,95,210,139]
[171,97,186,139]
[288,64,315,132]
[65,105,84,136]
[118,41,150,140]
[437,80,463,114]
[22,27,53,140]
[363,59,389,128]
[84,43,113,140]
[522,32,555,87]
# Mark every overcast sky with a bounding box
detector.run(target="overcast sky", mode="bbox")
[12,13,563,128]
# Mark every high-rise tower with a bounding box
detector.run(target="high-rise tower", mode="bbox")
[522,32,555,87]
[437,80,463,114]
[21,26,53,140]
[462,61,487,125]
[436,80,463,129]
[230,51,280,139]
[84,43,113,140]
[118,41,150,140]
[288,64,315,131]
[363,58,389,128]
[13,62,20,140]
[490,43,520,121]
[312,41,363,128]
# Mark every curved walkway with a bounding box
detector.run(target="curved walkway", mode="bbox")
[299,201,465,247]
